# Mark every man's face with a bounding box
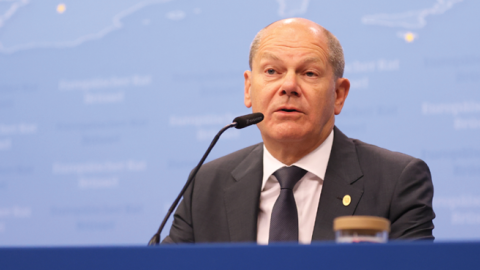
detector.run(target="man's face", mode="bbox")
[244,20,349,145]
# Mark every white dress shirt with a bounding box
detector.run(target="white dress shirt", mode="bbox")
[257,130,334,244]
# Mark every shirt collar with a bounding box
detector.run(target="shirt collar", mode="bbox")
[262,129,334,190]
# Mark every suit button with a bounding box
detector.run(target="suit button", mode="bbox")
[342,195,351,206]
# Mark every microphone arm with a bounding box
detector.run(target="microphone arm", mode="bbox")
[148,113,264,245]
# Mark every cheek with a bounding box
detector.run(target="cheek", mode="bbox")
[249,91,263,111]
[310,90,335,118]
[250,83,272,111]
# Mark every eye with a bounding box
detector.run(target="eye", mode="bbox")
[266,68,276,75]
[305,71,316,77]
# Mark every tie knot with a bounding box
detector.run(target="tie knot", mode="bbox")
[273,166,307,190]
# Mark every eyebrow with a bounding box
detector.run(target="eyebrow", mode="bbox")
[302,57,323,64]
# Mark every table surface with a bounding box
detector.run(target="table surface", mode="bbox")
[1,241,479,270]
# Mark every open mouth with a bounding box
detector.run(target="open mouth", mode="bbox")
[279,108,299,113]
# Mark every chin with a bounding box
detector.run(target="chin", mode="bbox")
[260,122,310,141]
[269,129,308,142]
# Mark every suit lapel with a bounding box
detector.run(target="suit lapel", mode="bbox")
[312,127,364,241]
[224,144,263,242]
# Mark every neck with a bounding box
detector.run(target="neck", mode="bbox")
[263,125,333,166]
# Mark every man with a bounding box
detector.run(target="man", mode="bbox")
[163,18,435,244]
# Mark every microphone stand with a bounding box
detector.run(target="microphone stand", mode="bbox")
[148,122,237,245]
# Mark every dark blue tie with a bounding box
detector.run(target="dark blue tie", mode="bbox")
[269,166,307,243]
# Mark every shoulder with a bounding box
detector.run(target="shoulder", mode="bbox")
[188,142,263,202]
[349,138,430,183]
[332,126,424,174]
[195,142,263,179]
[203,143,262,169]
[353,139,417,166]
[338,133,434,240]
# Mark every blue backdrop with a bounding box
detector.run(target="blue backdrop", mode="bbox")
[1,0,479,246]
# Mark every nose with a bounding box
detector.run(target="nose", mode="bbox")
[279,71,300,97]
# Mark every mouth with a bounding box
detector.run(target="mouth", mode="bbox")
[275,106,303,119]
[275,106,303,115]
[279,108,298,112]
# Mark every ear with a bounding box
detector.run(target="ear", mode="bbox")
[334,78,350,115]
[244,70,252,108]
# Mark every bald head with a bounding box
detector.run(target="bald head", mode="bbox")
[248,18,345,79]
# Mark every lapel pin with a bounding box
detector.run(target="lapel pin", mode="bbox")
[342,195,351,206]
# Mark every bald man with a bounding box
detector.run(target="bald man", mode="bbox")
[163,18,435,244]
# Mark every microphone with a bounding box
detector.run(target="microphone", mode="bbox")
[148,112,264,245]
[233,112,264,129]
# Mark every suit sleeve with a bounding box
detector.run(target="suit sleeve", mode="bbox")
[388,158,435,240]
[161,172,196,244]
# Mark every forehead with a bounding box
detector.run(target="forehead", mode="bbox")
[255,22,329,63]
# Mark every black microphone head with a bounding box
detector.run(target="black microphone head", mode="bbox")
[233,113,264,129]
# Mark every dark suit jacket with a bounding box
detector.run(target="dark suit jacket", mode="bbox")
[163,127,435,243]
